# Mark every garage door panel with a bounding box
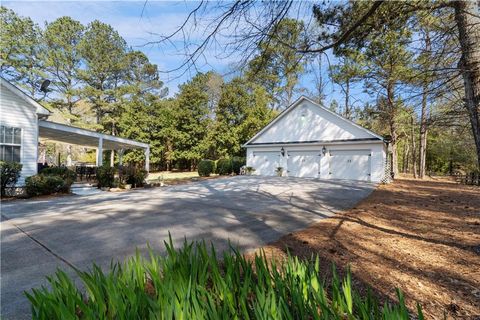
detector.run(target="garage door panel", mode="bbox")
[287,151,320,178]
[330,150,371,181]
[252,152,279,176]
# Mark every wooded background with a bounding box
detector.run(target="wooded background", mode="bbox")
[1,0,478,176]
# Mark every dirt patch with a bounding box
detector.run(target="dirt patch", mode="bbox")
[252,178,480,319]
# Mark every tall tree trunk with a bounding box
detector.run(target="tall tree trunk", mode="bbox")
[67,97,72,167]
[419,30,431,179]
[419,83,429,178]
[411,115,418,178]
[345,79,350,119]
[316,55,324,104]
[403,139,409,173]
[386,82,399,176]
[454,0,480,169]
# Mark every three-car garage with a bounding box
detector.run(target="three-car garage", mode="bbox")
[244,96,387,183]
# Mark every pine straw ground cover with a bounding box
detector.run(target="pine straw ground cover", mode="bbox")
[249,178,480,319]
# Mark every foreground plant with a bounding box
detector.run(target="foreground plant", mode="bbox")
[26,237,424,319]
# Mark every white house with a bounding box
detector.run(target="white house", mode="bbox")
[243,96,387,182]
[0,77,149,186]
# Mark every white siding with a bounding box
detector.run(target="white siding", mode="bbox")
[246,143,386,182]
[0,83,38,185]
[253,100,374,144]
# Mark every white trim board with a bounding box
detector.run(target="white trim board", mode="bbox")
[246,139,384,148]
[39,120,149,150]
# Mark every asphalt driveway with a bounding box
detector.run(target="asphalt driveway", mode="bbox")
[1,176,375,319]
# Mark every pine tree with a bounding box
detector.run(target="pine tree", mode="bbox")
[171,73,211,169]
[362,28,414,176]
[78,20,127,128]
[0,6,45,98]
[213,77,275,157]
[43,16,84,117]
[245,19,305,109]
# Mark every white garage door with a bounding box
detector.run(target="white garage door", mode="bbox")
[287,151,320,178]
[330,150,371,181]
[251,151,280,176]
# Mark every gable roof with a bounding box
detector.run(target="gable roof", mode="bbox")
[243,96,383,146]
[0,77,51,116]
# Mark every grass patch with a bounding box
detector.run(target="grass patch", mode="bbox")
[26,237,423,319]
[146,171,200,182]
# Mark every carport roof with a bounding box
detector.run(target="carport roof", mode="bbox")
[39,120,149,150]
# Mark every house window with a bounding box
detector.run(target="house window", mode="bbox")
[0,125,22,162]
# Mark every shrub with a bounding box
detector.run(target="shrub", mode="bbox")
[216,158,233,175]
[276,167,284,176]
[25,166,75,197]
[25,175,68,197]
[26,237,423,319]
[124,166,147,188]
[40,167,76,184]
[0,161,22,196]
[96,165,115,188]
[231,157,245,175]
[198,159,215,177]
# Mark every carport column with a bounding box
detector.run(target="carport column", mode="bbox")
[145,146,150,172]
[96,137,103,167]
[118,149,124,166]
[110,150,115,167]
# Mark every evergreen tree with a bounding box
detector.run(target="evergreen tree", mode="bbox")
[43,16,84,117]
[213,77,275,157]
[329,49,365,119]
[0,6,45,98]
[245,19,305,109]
[78,20,127,129]
[361,28,414,176]
[124,50,167,100]
[118,97,173,169]
[171,73,211,169]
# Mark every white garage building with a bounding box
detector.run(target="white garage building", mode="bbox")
[244,96,387,182]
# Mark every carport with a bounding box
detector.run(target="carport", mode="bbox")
[39,120,150,171]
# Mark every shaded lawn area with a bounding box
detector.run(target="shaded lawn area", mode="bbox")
[146,171,221,186]
[146,171,200,182]
[252,178,480,318]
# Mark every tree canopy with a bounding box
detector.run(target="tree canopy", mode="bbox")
[0,3,477,175]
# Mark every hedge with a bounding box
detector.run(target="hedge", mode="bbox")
[96,165,115,188]
[122,165,148,187]
[198,159,215,177]
[25,175,69,197]
[216,158,233,175]
[231,157,245,175]
[40,166,77,183]
[0,161,22,196]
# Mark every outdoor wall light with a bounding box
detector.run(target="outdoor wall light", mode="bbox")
[322,146,327,156]
[280,147,285,157]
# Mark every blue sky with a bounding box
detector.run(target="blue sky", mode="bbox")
[3,1,363,109]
